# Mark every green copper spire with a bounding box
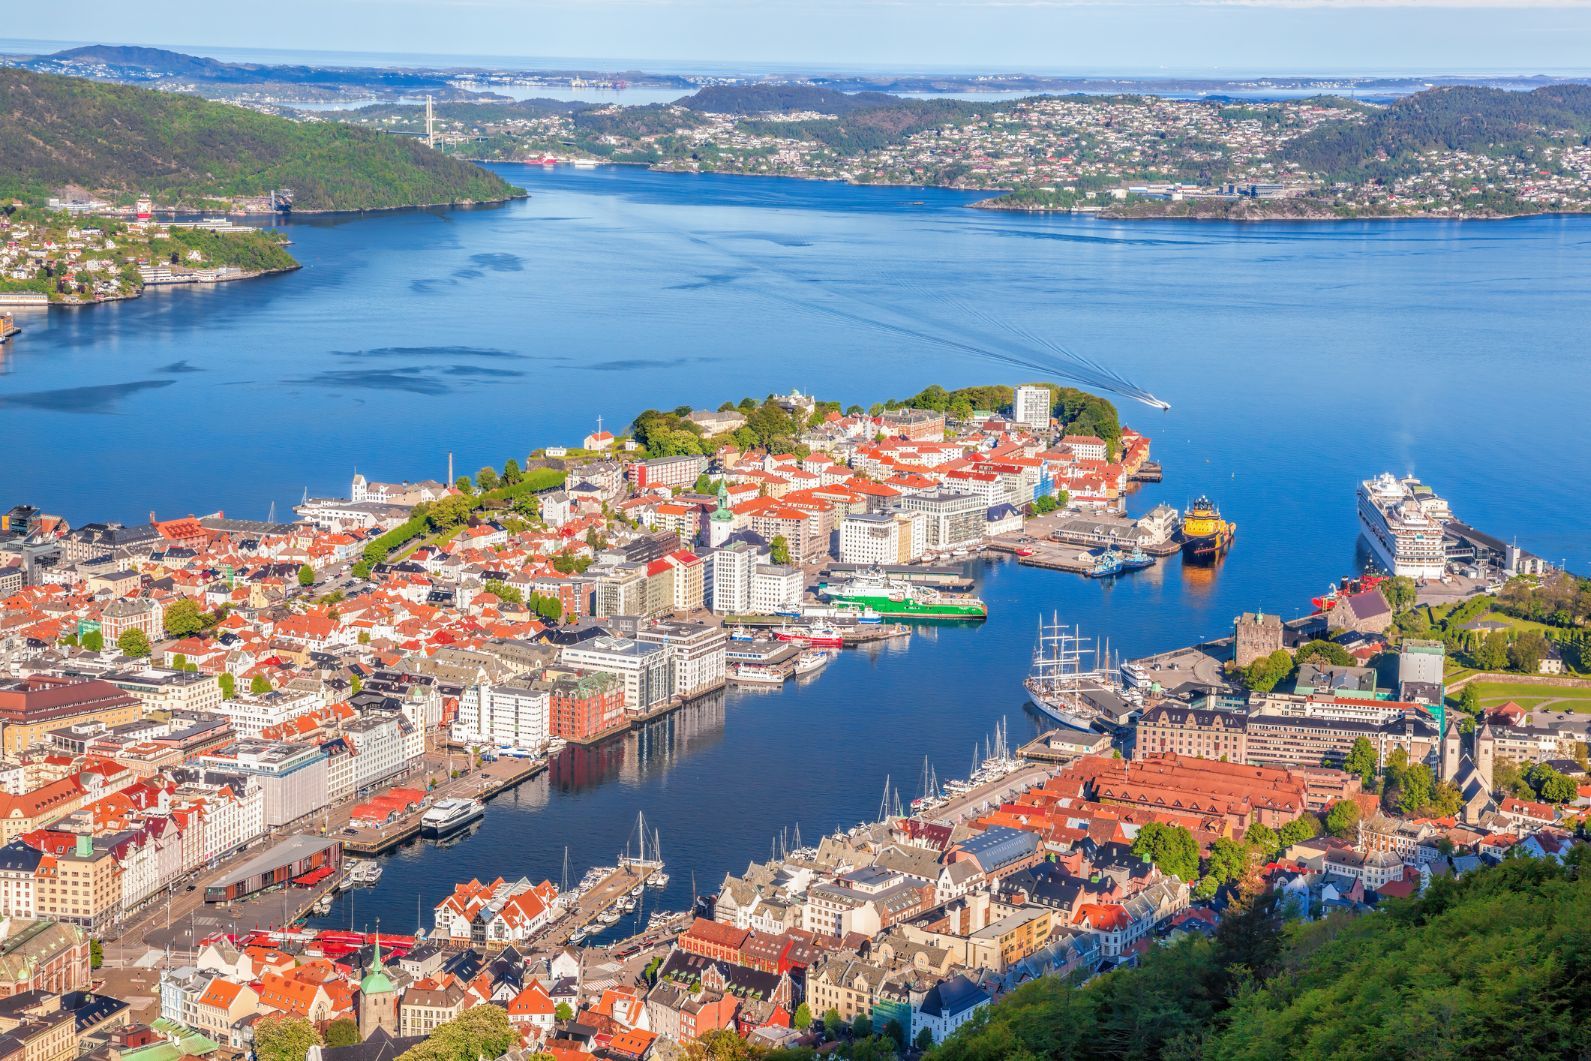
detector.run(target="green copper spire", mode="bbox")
[711,480,733,522]
[360,923,395,996]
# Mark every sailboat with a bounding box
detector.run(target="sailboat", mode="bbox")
[1025,613,1114,731]
[646,827,669,887]
[910,755,943,813]
[618,811,665,879]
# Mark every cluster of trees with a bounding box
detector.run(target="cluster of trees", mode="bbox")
[163,597,228,638]
[481,579,564,621]
[254,1015,359,1061]
[395,1006,522,1061]
[1334,736,1464,818]
[1496,571,1591,627]
[1469,628,1555,674]
[1392,587,1581,677]
[1237,638,1365,694]
[630,397,821,459]
[1130,815,1319,901]
[116,628,150,658]
[1493,759,1582,804]
[934,848,1591,1059]
[1238,648,1294,693]
[353,466,566,578]
[1380,746,1463,818]
[885,382,1121,455]
[147,225,297,273]
[889,384,1011,425]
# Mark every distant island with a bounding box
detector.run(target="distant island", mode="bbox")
[340,81,1591,221]
[10,46,1591,222]
[0,67,523,213]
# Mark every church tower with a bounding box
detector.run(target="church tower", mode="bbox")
[707,480,735,549]
[358,928,400,1039]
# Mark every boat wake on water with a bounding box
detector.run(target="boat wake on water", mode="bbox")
[665,227,1171,410]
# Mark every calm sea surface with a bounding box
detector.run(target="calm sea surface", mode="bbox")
[5,165,1587,933]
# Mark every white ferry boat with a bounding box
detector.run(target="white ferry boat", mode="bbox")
[420,797,485,839]
[730,662,786,685]
[793,651,832,676]
[1357,473,1452,579]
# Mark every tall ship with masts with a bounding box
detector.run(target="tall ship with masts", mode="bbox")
[1024,615,1116,731]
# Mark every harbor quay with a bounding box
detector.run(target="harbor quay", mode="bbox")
[2,369,1584,1060]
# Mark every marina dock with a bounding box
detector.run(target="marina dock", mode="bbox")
[341,756,546,856]
[540,865,650,951]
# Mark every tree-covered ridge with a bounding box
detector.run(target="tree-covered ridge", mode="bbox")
[0,68,520,211]
[1285,84,1591,181]
[931,847,1591,1060]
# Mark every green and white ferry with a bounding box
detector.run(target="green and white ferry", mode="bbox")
[818,570,987,621]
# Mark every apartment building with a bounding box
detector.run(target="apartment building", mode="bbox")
[544,672,626,742]
[635,622,728,701]
[1013,385,1052,431]
[105,670,223,716]
[456,684,549,752]
[198,743,328,828]
[558,637,672,714]
[902,492,985,551]
[706,542,764,615]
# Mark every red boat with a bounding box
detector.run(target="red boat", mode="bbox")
[525,155,559,165]
[773,622,845,649]
[1313,573,1388,613]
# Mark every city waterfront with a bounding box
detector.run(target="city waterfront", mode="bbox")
[7,161,1591,940]
[2,164,1586,577]
[306,544,1235,938]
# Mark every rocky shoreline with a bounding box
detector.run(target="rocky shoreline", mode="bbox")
[971,193,1587,223]
[30,263,301,309]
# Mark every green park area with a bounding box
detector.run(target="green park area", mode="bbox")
[1462,679,1591,714]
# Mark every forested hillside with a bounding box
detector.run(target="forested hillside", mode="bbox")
[0,68,520,210]
[1285,84,1591,180]
[931,849,1590,1060]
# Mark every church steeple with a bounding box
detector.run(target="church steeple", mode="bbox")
[711,480,733,522]
[359,919,399,1038]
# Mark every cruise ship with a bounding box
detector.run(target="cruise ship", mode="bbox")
[1357,473,1452,579]
[420,798,485,839]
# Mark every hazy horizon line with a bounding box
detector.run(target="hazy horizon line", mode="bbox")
[7,35,1591,80]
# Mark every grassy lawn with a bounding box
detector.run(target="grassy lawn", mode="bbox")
[1441,607,1558,637]
[1465,679,1591,713]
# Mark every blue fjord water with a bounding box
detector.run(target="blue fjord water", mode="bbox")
[4,164,1587,933]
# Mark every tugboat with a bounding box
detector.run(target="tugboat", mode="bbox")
[1086,548,1126,579]
[1121,546,1155,571]
[1180,497,1234,562]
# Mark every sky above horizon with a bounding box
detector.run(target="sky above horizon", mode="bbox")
[11,0,1591,75]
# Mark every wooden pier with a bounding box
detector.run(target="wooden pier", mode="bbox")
[539,865,649,951]
[341,756,546,856]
